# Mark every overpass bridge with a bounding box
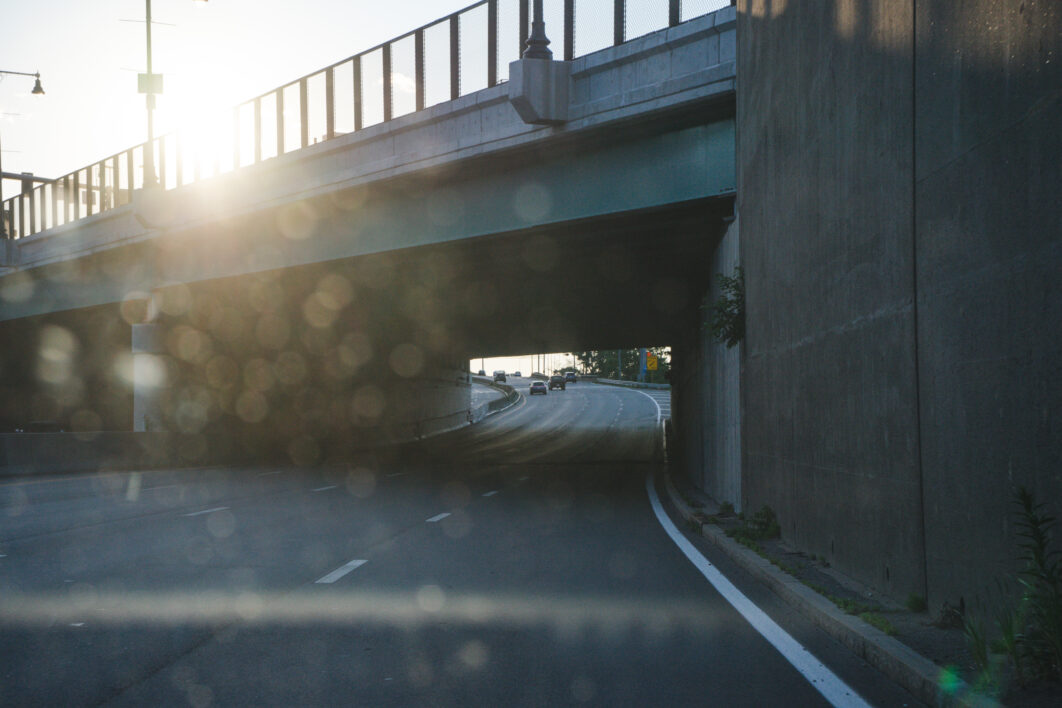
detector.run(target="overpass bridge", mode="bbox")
[0,2,738,464]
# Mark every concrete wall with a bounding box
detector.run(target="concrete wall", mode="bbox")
[913,0,1062,607]
[669,216,742,510]
[738,0,925,600]
[735,0,1061,608]
[704,218,742,509]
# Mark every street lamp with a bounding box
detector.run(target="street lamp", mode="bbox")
[140,0,209,188]
[0,69,46,239]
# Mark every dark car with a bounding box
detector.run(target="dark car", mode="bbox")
[493,370,506,383]
[477,369,486,376]
[564,372,577,383]
[529,380,547,395]
[548,375,566,391]
[513,371,522,378]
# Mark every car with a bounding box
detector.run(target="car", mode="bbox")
[493,370,506,382]
[477,369,486,376]
[529,380,547,395]
[548,374,566,391]
[564,372,577,383]
[513,371,522,378]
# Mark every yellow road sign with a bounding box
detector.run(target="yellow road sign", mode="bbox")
[646,353,658,370]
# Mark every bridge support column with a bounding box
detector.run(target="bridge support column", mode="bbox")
[131,322,166,432]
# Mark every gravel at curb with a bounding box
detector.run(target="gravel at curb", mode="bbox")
[661,472,999,708]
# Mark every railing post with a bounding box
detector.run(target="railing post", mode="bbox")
[487,0,498,87]
[669,0,680,27]
[125,152,134,203]
[383,43,393,122]
[72,171,80,221]
[254,97,262,163]
[110,156,120,209]
[353,56,363,131]
[27,184,37,234]
[326,67,336,139]
[564,0,574,61]
[519,0,529,57]
[233,107,241,169]
[159,140,168,189]
[176,134,185,186]
[614,0,625,46]
[299,77,309,148]
[276,89,285,155]
[450,15,460,100]
[85,165,94,217]
[415,30,425,112]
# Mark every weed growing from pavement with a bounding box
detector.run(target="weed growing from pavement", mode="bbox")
[958,486,1062,701]
[906,593,928,613]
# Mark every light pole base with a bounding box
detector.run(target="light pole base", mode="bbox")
[508,58,570,126]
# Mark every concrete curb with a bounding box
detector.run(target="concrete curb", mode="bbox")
[661,472,999,708]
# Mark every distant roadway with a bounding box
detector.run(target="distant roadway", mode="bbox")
[0,380,921,706]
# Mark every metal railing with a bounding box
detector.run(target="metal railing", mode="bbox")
[1,0,729,241]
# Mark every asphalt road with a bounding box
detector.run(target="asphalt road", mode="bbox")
[0,382,922,707]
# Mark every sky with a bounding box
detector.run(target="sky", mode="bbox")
[0,0,481,191]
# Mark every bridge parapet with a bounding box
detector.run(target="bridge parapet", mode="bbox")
[3,6,734,293]
[1,0,733,249]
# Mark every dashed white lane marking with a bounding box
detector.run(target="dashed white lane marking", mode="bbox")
[69,622,85,627]
[519,476,529,482]
[312,485,338,492]
[0,554,6,558]
[315,559,368,584]
[645,475,872,708]
[482,490,499,497]
[183,506,229,517]
[144,483,183,492]
[387,473,405,478]
[257,471,282,477]
[426,512,451,523]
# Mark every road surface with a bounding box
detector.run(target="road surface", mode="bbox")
[0,383,920,706]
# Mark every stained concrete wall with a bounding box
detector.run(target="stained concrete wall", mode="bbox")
[668,215,741,510]
[737,0,925,600]
[913,1,1062,608]
[736,0,1061,608]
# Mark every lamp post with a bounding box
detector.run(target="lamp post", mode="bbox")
[140,0,209,188]
[0,69,46,239]
[523,0,552,59]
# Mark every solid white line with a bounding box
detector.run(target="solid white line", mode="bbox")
[312,485,338,492]
[315,559,368,584]
[425,512,451,523]
[183,506,229,517]
[482,490,499,497]
[631,389,663,425]
[257,471,281,477]
[386,473,405,478]
[645,475,872,708]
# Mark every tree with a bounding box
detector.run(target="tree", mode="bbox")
[570,348,670,382]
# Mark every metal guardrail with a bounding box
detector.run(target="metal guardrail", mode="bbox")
[1,1,729,242]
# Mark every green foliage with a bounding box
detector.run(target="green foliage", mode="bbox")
[964,486,1062,691]
[859,612,897,636]
[906,593,928,613]
[718,500,735,516]
[1013,486,1062,681]
[570,347,671,382]
[706,266,745,348]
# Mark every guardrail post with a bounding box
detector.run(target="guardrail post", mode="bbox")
[353,56,363,131]
[450,15,460,100]
[614,0,625,46]
[383,43,393,122]
[299,77,309,148]
[325,67,336,139]
[669,0,680,27]
[488,0,498,87]
[415,29,425,111]
[564,0,574,61]
[276,89,285,155]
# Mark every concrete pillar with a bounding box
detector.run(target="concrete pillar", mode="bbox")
[131,322,166,432]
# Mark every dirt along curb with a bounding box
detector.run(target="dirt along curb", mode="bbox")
[660,471,999,708]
